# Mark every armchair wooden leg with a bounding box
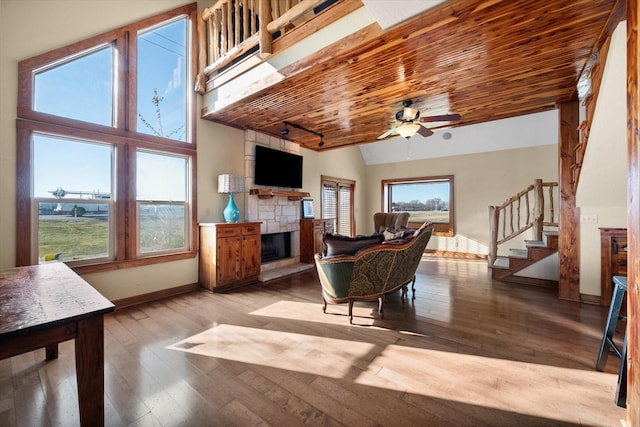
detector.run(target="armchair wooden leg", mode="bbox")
[378,296,384,319]
[411,276,417,299]
[322,297,327,313]
[348,300,354,324]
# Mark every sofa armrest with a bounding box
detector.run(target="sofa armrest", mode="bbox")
[314,254,354,301]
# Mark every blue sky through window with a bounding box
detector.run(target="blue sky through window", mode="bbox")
[33,17,188,199]
[137,18,187,141]
[392,182,450,203]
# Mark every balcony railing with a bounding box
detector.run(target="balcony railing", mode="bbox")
[196,0,336,93]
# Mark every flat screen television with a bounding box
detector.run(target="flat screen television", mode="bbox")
[254,145,303,189]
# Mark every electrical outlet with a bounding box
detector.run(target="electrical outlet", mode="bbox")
[581,214,598,224]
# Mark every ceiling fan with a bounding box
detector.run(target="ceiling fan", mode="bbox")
[377,100,461,140]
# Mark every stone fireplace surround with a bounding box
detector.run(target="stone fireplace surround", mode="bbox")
[243,130,314,281]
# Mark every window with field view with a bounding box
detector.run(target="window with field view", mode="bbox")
[16,4,197,271]
[34,134,113,263]
[382,175,454,236]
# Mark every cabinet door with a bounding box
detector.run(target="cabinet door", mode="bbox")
[242,234,261,279]
[217,236,241,285]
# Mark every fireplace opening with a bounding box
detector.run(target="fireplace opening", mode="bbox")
[261,232,292,263]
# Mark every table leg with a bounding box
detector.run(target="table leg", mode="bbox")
[45,343,59,360]
[75,315,105,427]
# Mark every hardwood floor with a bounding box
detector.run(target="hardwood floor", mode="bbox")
[0,257,627,426]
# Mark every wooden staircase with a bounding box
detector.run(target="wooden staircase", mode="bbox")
[488,179,559,286]
[491,230,558,286]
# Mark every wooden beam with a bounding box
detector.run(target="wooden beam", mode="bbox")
[557,102,581,301]
[627,0,639,421]
[266,0,327,33]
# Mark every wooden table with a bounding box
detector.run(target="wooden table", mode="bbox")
[0,263,115,426]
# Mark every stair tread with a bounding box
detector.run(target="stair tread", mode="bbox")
[492,257,510,268]
[509,249,528,258]
[525,240,546,247]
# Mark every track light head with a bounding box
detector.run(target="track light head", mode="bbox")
[280,122,289,135]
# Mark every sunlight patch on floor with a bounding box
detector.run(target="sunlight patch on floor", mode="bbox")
[357,344,623,424]
[166,324,376,378]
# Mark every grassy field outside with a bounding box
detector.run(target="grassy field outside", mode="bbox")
[39,209,185,262]
[405,210,449,223]
[39,215,109,262]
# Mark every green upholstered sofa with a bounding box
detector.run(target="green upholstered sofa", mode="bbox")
[314,222,433,323]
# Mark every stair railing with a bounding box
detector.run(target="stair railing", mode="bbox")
[488,179,559,265]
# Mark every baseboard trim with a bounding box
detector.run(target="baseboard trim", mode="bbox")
[580,293,602,305]
[495,275,559,288]
[111,283,200,309]
[424,249,487,260]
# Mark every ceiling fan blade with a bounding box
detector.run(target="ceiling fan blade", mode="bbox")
[377,128,397,139]
[419,113,462,123]
[417,125,434,137]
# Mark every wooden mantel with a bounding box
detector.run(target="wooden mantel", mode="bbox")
[249,188,310,201]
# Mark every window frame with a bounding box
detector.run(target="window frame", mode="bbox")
[381,175,455,236]
[16,3,198,274]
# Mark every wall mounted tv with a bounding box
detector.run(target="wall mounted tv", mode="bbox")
[254,145,303,189]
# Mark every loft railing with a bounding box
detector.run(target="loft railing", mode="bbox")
[195,0,331,93]
[488,179,559,266]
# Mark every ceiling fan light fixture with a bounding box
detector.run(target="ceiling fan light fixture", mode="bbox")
[403,107,419,121]
[397,122,421,139]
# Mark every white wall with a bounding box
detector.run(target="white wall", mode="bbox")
[576,21,628,297]
[365,143,559,255]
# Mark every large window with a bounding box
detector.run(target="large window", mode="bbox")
[382,175,454,236]
[16,4,197,273]
[321,176,355,236]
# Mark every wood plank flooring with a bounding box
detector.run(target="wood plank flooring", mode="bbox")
[0,257,627,426]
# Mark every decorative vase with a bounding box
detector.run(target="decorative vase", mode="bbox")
[223,192,240,223]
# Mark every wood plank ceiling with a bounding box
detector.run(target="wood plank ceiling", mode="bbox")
[201,0,625,151]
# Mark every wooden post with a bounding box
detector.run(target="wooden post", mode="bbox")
[627,0,639,421]
[259,0,273,57]
[558,102,581,301]
[234,0,241,45]
[194,11,207,95]
[532,178,543,241]
[488,205,499,266]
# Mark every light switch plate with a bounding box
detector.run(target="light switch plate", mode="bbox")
[581,214,598,224]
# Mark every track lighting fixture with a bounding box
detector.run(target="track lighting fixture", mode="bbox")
[281,121,325,147]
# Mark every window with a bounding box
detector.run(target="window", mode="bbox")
[136,150,188,254]
[321,176,355,236]
[382,175,454,236]
[16,4,197,273]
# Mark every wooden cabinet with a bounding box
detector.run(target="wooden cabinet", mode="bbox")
[199,222,261,292]
[300,218,334,263]
[600,227,627,306]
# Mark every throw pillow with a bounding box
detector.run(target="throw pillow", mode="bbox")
[383,228,404,240]
[323,233,384,257]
